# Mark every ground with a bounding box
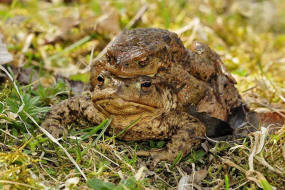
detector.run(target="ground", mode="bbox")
[0,0,284,189]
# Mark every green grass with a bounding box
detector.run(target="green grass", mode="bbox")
[0,0,284,189]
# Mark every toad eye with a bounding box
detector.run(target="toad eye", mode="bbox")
[106,55,111,62]
[106,54,116,64]
[97,75,104,86]
[141,81,152,91]
[138,57,149,67]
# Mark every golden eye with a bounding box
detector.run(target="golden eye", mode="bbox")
[106,54,117,63]
[138,57,148,67]
[141,81,151,87]
[141,81,152,92]
[106,54,112,62]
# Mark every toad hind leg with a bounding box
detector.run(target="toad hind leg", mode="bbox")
[138,112,206,162]
[41,96,104,138]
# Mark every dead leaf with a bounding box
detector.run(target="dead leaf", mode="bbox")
[257,111,285,126]
[178,175,191,190]
[11,67,39,85]
[82,6,121,35]
[44,16,80,44]
[0,0,12,4]
[0,34,13,65]
[39,76,56,87]
[232,0,276,32]
[94,10,121,35]
[177,170,207,190]
[64,177,79,190]
[192,169,208,184]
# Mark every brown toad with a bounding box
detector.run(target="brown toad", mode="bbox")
[42,28,252,161]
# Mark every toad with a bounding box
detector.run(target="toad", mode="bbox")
[42,28,253,161]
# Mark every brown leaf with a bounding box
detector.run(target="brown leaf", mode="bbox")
[94,10,121,35]
[177,170,207,190]
[193,169,208,183]
[258,111,285,126]
[82,7,121,35]
[0,34,13,65]
[45,17,80,44]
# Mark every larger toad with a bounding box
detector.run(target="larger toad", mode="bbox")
[42,28,252,161]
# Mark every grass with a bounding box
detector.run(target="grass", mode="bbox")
[0,0,284,189]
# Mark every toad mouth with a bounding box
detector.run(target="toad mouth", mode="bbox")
[94,98,157,116]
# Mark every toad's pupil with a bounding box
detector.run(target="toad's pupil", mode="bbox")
[141,82,151,88]
[138,58,148,67]
[138,60,147,67]
[107,56,111,62]
[97,76,104,82]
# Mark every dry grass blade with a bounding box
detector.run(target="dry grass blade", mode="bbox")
[248,127,268,171]
[0,128,18,140]
[134,166,146,181]
[221,158,247,174]
[222,158,271,188]
[245,170,268,189]
[221,126,282,189]
[0,34,13,64]
[24,111,87,181]
[48,36,92,62]
[282,142,285,161]
[177,176,191,190]
[175,17,200,43]
[90,147,119,167]
[255,156,284,175]
[39,152,58,182]
[125,4,149,29]
[0,65,24,113]
[0,180,37,189]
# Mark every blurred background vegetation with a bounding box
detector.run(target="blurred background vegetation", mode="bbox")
[0,0,284,189]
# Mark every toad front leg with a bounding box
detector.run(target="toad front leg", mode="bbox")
[138,112,206,162]
[41,96,104,138]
